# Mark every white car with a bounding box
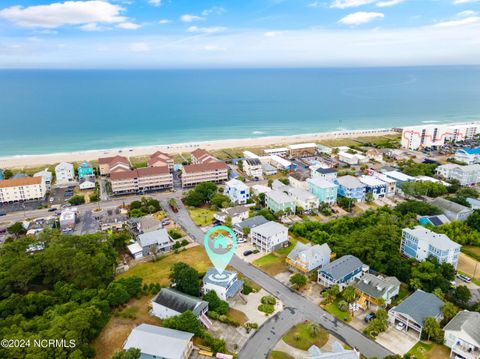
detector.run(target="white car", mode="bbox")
[395,322,406,331]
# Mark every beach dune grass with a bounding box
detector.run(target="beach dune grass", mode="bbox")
[282,321,329,351]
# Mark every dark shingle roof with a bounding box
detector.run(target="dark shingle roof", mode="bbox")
[444,311,480,344]
[320,255,364,281]
[234,215,269,231]
[316,167,337,174]
[245,158,261,166]
[391,290,443,325]
[153,288,208,316]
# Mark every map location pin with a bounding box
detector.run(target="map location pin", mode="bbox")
[204,225,237,274]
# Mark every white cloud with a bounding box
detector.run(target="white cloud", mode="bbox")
[339,11,384,25]
[187,26,226,33]
[129,42,150,52]
[0,1,126,28]
[148,0,162,6]
[264,31,285,37]
[376,0,404,7]
[116,22,141,29]
[330,0,377,8]
[432,16,480,27]
[180,14,204,23]
[307,1,323,7]
[458,10,477,17]
[80,23,108,31]
[201,6,226,16]
[159,19,171,24]
[453,0,480,4]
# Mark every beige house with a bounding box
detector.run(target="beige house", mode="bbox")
[148,151,174,171]
[181,162,228,188]
[110,166,172,195]
[98,155,130,176]
[0,176,47,203]
[191,148,218,164]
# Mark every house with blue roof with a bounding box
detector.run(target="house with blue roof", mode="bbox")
[77,162,94,180]
[202,268,244,301]
[455,147,480,165]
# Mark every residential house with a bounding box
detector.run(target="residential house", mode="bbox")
[353,273,400,309]
[214,205,249,225]
[251,221,289,252]
[286,242,331,273]
[262,163,278,176]
[383,170,416,185]
[77,162,94,180]
[233,215,269,237]
[430,197,474,222]
[338,152,368,165]
[272,179,290,192]
[436,164,480,186]
[138,215,162,233]
[123,324,194,359]
[151,288,209,325]
[265,190,296,214]
[137,228,173,257]
[191,148,218,164]
[288,143,317,157]
[149,151,174,171]
[359,175,387,199]
[308,341,360,359]
[366,148,383,162]
[286,187,320,212]
[401,226,461,269]
[307,178,338,205]
[98,155,130,176]
[79,176,96,190]
[0,176,47,203]
[269,155,293,171]
[417,214,451,227]
[444,310,480,359]
[372,173,397,196]
[224,179,250,204]
[33,168,52,190]
[455,147,480,165]
[264,147,289,157]
[312,167,337,182]
[244,158,263,179]
[288,171,310,190]
[202,268,244,301]
[388,289,443,339]
[335,176,366,202]
[318,255,368,289]
[251,184,271,196]
[110,166,173,195]
[181,162,229,188]
[55,162,74,184]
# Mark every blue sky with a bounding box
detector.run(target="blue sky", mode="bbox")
[0,0,479,68]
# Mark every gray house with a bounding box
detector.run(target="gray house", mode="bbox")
[318,255,368,289]
[233,215,269,237]
[138,228,173,257]
[430,197,474,222]
[444,310,480,359]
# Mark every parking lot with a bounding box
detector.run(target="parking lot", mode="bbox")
[50,185,76,206]
[0,200,46,214]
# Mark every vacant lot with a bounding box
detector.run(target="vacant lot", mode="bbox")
[457,252,480,281]
[282,322,329,351]
[187,207,217,227]
[407,341,450,359]
[118,245,211,285]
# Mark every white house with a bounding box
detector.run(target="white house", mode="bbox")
[33,169,52,190]
[286,187,320,212]
[79,176,96,190]
[244,158,263,179]
[202,268,244,301]
[213,205,249,225]
[444,311,480,359]
[251,184,271,196]
[124,324,194,359]
[286,242,331,273]
[269,155,292,170]
[152,288,209,322]
[455,148,480,165]
[338,152,368,165]
[55,162,75,184]
[312,167,337,182]
[224,179,250,204]
[288,172,310,190]
[251,221,289,252]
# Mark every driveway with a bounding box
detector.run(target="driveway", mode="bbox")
[376,326,418,355]
[231,289,283,326]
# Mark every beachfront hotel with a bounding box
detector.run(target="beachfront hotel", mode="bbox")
[148,151,174,172]
[181,162,229,188]
[0,176,47,203]
[98,155,131,176]
[110,166,173,195]
[401,122,480,150]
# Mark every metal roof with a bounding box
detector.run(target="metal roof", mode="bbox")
[152,288,208,316]
[402,226,460,251]
[335,175,365,190]
[430,197,472,215]
[138,229,172,248]
[251,221,287,237]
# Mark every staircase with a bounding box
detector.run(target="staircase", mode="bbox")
[199,313,213,329]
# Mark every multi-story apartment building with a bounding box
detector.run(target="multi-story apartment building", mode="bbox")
[401,122,480,150]
[307,177,337,205]
[288,143,317,158]
[436,164,480,186]
[191,148,218,164]
[251,221,289,252]
[224,179,250,204]
[55,162,74,184]
[401,226,461,269]
[148,151,174,171]
[0,176,46,203]
[181,162,229,188]
[265,190,296,214]
[98,155,130,176]
[243,158,263,179]
[110,166,173,195]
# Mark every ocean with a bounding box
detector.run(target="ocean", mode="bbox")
[0,66,479,157]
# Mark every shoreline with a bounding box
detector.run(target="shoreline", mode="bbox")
[0,128,396,169]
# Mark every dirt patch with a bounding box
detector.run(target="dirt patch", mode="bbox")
[458,253,480,280]
[426,344,450,359]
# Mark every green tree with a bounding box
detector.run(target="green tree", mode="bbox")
[7,222,26,237]
[308,323,321,337]
[322,285,340,302]
[111,348,141,359]
[69,195,85,205]
[365,192,374,203]
[3,169,13,179]
[289,273,308,289]
[169,263,200,296]
[341,286,356,303]
[163,310,204,337]
[203,290,229,315]
[210,194,231,208]
[184,190,205,207]
[441,302,458,322]
[466,209,480,232]
[395,200,441,215]
[423,317,443,342]
[452,285,472,306]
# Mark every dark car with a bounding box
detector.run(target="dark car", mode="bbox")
[48,207,58,212]
[243,250,253,256]
[0,210,6,217]
[364,313,376,323]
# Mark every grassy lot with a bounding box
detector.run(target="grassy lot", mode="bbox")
[129,156,149,169]
[282,322,329,351]
[118,246,211,285]
[93,295,162,359]
[457,252,480,281]
[253,237,305,276]
[228,308,249,325]
[462,246,480,262]
[323,299,352,322]
[318,134,401,149]
[407,341,450,359]
[187,207,217,226]
[269,351,294,359]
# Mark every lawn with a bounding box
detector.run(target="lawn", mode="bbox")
[118,246,211,285]
[187,207,217,226]
[323,299,351,322]
[269,351,294,359]
[253,237,306,276]
[408,341,450,359]
[282,321,329,351]
[457,253,480,281]
[129,156,149,169]
[228,308,249,325]
[462,246,480,262]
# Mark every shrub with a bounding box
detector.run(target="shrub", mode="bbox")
[258,303,275,314]
[337,300,348,312]
[261,295,277,305]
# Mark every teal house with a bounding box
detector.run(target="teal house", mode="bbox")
[78,162,94,179]
[307,177,337,205]
[0,169,4,180]
[266,190,296,214]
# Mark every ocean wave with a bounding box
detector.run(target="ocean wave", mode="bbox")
[421,120,441,124]
[253,131,265,135]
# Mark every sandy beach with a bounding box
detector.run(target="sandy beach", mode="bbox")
[0,128,396,169]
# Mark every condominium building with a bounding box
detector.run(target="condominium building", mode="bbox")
[251,221,289,252]
[265,190,296,214]
[98,155,130,176]
[401,226,461,268]
[436,164,480,186]
[191,148,218,164]
[307,177,337,205]
[110,166,173,195]
[0,176,47,203]
[181,162,229,188]
[55,162,74,184]
[288,143,317,158]
[224,179,250,204]
[148,151,174,171]
[401,122,480,150]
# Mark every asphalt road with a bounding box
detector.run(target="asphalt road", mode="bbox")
[161,199,393,359]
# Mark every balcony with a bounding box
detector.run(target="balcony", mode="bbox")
[452,342,480,359]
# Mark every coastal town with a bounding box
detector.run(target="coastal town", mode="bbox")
[1,121,480,359]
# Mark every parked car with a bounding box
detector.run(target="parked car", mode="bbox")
[243,250,253,256]
[456,273,472,283]
[395,322,406,331]
[48,207,57,212]
[0,210,6,217]
[364,313,376,323]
